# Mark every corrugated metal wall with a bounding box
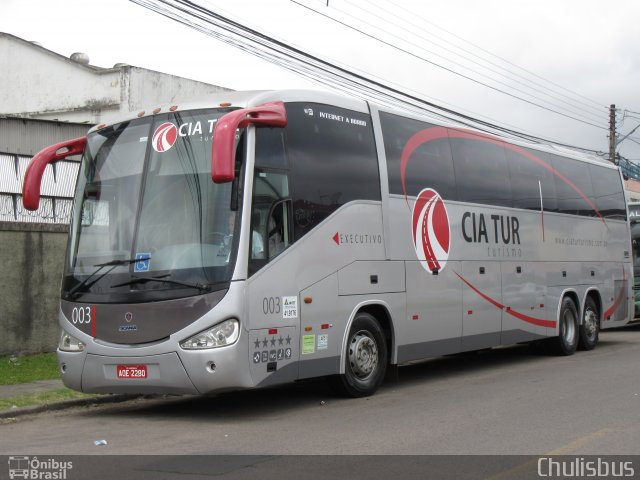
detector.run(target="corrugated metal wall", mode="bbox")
[0,117,90,156]
[0,117,90,223]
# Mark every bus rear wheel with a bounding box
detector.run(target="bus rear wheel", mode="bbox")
[331,312,387,398]
[578,297,599,350]
[549,297,579,356]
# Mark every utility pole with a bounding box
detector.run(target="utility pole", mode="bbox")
[609,104,617,164]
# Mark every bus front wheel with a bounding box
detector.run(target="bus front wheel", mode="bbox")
[331,312,388,398]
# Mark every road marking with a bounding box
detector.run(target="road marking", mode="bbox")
[484,428,617,480]
[546,428,616,455]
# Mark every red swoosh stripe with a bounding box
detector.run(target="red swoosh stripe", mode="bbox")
[91,305,97,338]
[454,272,557,329]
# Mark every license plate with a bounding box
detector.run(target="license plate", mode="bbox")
[117,364,147,379]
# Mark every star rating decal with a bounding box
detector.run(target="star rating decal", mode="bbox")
[252,332,294,364]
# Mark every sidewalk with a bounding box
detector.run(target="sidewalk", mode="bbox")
[0,379,65,398]
[0,379,138,418]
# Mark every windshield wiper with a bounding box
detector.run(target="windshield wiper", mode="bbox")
[110,275,211,293]
[65,258,147,299]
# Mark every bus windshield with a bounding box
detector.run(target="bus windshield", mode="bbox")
[63,108,242,302]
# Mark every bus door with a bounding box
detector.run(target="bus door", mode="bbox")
[246,167,298,388]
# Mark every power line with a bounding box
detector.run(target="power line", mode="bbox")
[383,0,606,111]
[130,0,605,155]
[207,1,604,142]
[290,0,606,130]
[333,0,606,122]
[203,0,536,132]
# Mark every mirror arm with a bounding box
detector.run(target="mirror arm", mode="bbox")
[211,101,287,183]
[22,137,87,210]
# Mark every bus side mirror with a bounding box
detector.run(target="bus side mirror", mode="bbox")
[22,137,87,210]
[211,101,287,183]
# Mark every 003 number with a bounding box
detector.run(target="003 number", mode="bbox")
[262,297,281,315]
[71,306,92,324]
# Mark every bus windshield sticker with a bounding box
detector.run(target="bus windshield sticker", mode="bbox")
[133,253,151,272]
[283,296,298,319]
[152,122,178,153]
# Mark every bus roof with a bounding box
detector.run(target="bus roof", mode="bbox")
[88,88,615,170]
[87,89,369,134]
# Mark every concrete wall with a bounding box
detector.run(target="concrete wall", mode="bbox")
[0,222,68,355]
[625,179,640,202]
[125,66,232,113]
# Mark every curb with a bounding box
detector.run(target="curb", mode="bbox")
[0,394,141,419]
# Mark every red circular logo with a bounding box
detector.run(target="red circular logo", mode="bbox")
[411,188,450,273]
[152,122,178,152]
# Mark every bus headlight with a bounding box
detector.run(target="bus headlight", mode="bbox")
[58,329,85,352]
[180,319,240,350]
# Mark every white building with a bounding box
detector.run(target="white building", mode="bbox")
[0,32,231,124]
[0,32,233,224]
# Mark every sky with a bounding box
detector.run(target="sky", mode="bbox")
[2,0,640,162]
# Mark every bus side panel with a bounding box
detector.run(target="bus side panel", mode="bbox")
[400,260,462,362]
[601,262,631,327]
[299,273,405,380]
[337,260,405,295]
[541,211,631,328]
[298,274,340,379]
[460,260,502,350]
[501,261,548,343]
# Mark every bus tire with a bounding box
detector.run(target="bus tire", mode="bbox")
[550,297,579,356]
[331,312,388,398]
[578,297,599,351]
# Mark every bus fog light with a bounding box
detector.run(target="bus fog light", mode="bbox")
[58,330,85,352]
[180,319,239,350]
[206,361,216,373]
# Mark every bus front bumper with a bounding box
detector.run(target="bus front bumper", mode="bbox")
[58,343,254,395]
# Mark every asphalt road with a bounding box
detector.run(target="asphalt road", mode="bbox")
[2,324,640,456]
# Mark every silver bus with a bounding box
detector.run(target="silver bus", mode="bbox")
[22,90,632,397]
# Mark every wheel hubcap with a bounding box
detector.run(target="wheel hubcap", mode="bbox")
[349,331,378,379]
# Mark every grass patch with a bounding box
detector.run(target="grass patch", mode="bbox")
[0,388,94,411]
[0,353,60,385]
